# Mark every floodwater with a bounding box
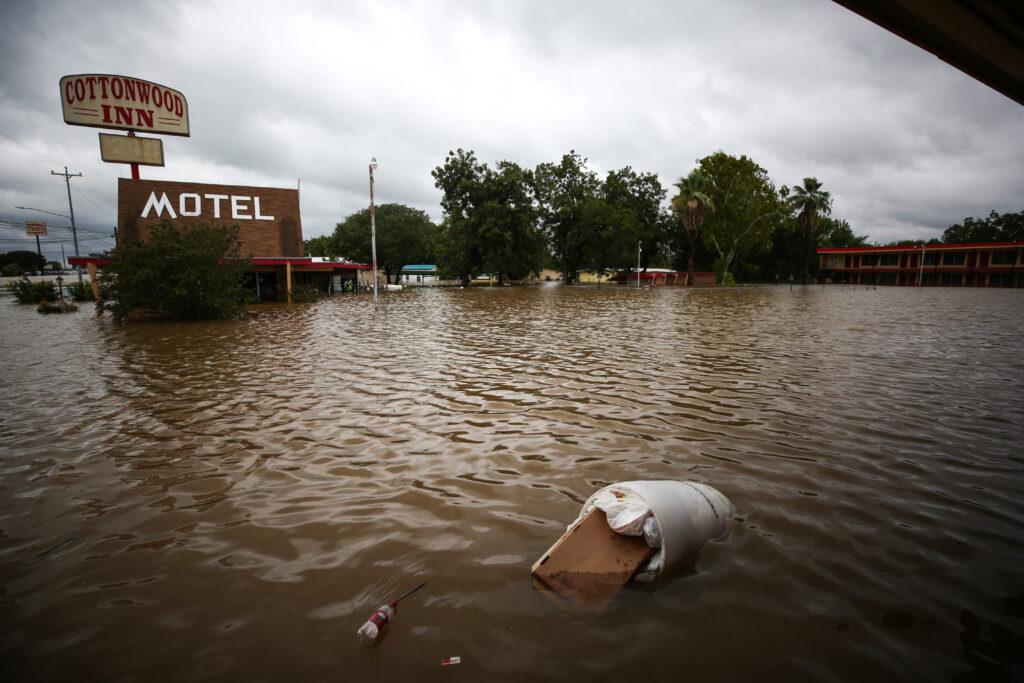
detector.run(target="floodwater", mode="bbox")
[1,285,1022,681]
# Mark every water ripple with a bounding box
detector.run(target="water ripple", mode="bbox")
[1,286,1023,680]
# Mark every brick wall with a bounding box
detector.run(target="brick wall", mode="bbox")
[118,178,304,257]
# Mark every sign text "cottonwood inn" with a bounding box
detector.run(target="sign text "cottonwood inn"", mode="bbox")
[60,74,190,136]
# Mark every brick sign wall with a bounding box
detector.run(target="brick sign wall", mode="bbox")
[118,178,303,257]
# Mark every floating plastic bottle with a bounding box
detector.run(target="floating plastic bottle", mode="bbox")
[356,600,397,642]
[355,581,427,643]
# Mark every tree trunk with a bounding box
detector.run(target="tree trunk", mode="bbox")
[687,230,698,285]
[801,215,811,285]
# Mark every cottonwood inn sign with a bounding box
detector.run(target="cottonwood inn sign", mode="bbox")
[59,73,306,259]
[60,74,189,136]
[62,73,363,303]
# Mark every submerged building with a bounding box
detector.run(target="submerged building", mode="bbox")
[71,178,370,300]
[817,242,1023,287]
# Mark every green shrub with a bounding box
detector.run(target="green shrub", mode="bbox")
[289,284,324,304]
[67,280,95,301]
[6,277,57,304]
[2,263,22,277]
[97,220,250,322]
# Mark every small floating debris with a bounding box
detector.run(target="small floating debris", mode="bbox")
[356,580,428,644]
[531,480,733,611]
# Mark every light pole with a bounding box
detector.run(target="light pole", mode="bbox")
[636,240,642,288]
[369,157,378,312]
[918,243,925,287]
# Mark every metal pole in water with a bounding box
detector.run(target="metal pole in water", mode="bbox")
[369,157,378,312]
[637,240,641,289]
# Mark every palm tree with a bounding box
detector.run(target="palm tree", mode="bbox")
[671,170,715,285]
[788,177,832,285]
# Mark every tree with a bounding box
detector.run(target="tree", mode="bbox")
[992,210,1024,241]
[0,250,45,274]
[433,149,487,287]
[943,209,1024,244]
[97,220,250,322]
[303,235,332,257]
[787,177,832,285]
[432,149,544,285]
[670,169,715,284]
[697,152,784,281]
[535,151,601,284]
[476,160,544,283]
[328,203,437,283]
[597,167,669,277]
[818,217,868,248]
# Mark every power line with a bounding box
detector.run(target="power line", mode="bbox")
[0,129,66,169]
[0,223,113,238]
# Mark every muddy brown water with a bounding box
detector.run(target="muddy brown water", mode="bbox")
[1,285,1022,681]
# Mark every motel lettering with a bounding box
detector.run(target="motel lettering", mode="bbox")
[119,179,303,257]
[141,192,276,221]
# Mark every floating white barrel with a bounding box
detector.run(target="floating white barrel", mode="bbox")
[576,480,734,578]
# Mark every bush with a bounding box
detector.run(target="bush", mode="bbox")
[38,299,78,314]
[6,277,57,304]
[67,280,95,301]
[289,284,324,304]
[2,263,22,277]
[97,220,250,322]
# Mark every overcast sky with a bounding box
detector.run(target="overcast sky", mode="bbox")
[1,0,1022,263]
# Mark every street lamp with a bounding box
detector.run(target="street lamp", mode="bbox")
[369,157,378,312]
[637,240,642,289]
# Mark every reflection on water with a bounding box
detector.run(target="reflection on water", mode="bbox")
[1,285,1023,680]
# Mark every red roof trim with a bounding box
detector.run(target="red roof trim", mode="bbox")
[68,256,370,270]
[299,263,369,271]
[68,257,111,266]
[819,241,1020,253]
[249,257,311,265]
[831,265,1021,271]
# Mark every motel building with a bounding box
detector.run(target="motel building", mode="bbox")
[817,242,1024,287]
[70,178,371,300]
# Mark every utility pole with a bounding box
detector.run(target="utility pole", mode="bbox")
[34,234,44,275]
[918,244,925,287]
[52,167,83,283]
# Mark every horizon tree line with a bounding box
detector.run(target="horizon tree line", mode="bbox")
[304,150,1021,284]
